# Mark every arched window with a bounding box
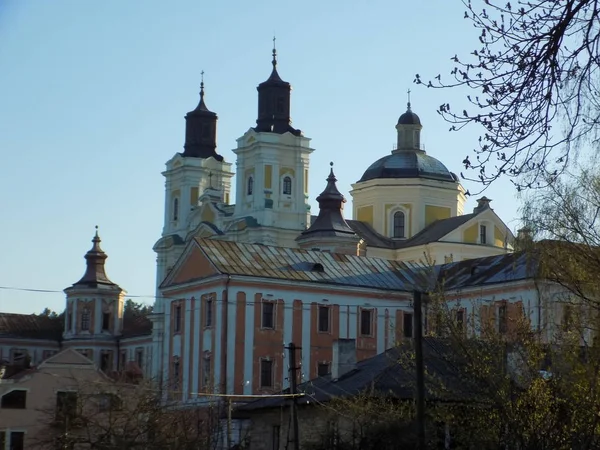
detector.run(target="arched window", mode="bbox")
[282,176,292,195]
[247,176,254,195]
[173,198,179,221]
[393,211,405,238]
[81,308,90,331]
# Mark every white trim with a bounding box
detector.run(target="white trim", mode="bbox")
[387,205,409,239]
[280,174,294,197]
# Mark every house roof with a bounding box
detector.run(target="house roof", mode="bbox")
[0,312,152,342]
[163,237,535,293]
[164,238,432,292]
[345,214,477,250]
[0,313,63,341]
[239,338,480,412]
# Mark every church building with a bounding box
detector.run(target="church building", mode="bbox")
[2,45,527,403]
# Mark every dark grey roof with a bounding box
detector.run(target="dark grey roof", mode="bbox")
[344,214,477,250]
[359,151,457,183]
[238,338,477,412]
[398,109,421,125]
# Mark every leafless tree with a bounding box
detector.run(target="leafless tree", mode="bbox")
[416,0,600,191]
[32,374,240,450]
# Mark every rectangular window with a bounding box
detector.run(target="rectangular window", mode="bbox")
[360,309,372,336]
[173,360,180,387]
[56,391,77,424]
[81,308,90,331]
[262,302,275,329]
[136,348,144,369]
[498,303,508,334]
[202,356,211,389]
[174,304,182,332]
[102,312,110,331]
[403,313,413,338]
[205,297,213,327]
[67,312,73,331]
[260,359,273,388]
[120,351,126,370]
[0,432,5,450]
[480,225,487,244]
[1,390,26,409]
[318,306,330,333]
[9,432,24,450]
[317,363,330,377]
[272,425,280,450]
[456,310,464,329]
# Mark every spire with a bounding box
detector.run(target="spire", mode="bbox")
[254,40,301,136]
[183,71,224,161]
[298,163,356,239]
[71,227,119,289]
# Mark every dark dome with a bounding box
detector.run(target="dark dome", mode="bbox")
[398,110,421,125]
[359,151,457,183]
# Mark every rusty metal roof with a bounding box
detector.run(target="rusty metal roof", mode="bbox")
[193,238,433,292]
[0,313,63,341]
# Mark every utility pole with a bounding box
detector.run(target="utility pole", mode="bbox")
[414,290,426,450]
[286,342,301,450]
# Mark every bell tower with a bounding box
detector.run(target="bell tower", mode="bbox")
[232,41,314,247]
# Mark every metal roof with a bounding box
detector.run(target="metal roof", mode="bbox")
[194,238,433,292]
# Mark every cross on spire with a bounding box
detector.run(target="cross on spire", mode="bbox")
[272,35,277,67]
[200,70,205,97]
[407,89,412,110]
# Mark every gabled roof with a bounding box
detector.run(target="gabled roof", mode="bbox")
[239,338,478,412]
[162,238,432,292]
[0,313,63,341]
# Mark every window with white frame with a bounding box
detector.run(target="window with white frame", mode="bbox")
[392,210,406,238]
[173,197,179,221]
[360,309,373,336]
[262,301,275,329]
[318,306,330,333]
[282,176,292,195]
[247,176,254,195]
[205,296,213,327]
[202,354,211,389]
[480,224,487,244]
[174,304,182,332]
[260,359,274,388]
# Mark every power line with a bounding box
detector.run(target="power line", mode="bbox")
[0,285,515,311]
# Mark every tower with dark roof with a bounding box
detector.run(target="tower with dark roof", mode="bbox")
[253,43,301,136]
[231,42,314,247]
[63,229,126,370]
[183,75,223,161]
[296,163,360,254]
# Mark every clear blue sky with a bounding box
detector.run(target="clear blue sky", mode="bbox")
[0,0,521,315]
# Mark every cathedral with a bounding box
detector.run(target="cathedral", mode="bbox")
[1,47,524,400]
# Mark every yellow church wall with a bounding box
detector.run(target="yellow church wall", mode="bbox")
[304,169,309,194]
[279,167,295,177]
[190,187,199,206]
[383,203,412,237]
[494,226,505,248]
[200,204,216,223]
[264,165,272,189]
[463,223,478,243]
[357,206,374,227]
[425,205,451,226]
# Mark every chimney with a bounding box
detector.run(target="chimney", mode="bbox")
[332,339,356,380]
[473,196,492,214]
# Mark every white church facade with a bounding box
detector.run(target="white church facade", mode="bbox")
[2,46,538,402]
